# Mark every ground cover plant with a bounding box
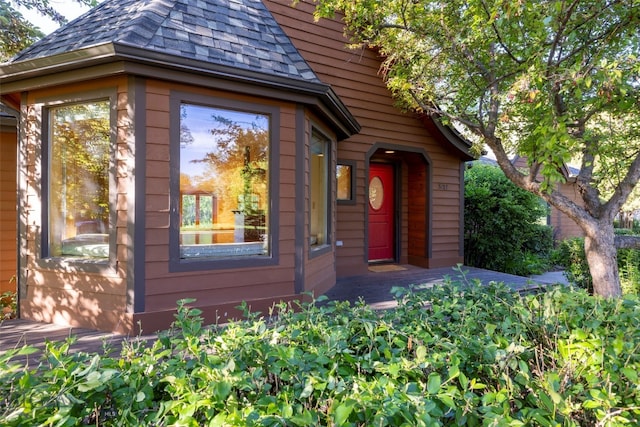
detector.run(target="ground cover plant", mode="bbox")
[1,277,639,426]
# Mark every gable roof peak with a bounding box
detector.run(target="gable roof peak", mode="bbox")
[9,0,321,84]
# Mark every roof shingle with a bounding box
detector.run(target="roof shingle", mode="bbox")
[10,0,321,84]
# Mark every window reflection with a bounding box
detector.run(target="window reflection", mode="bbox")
[337,164,352,201]
[310,130,329,247]
[179,103,270,258]
[49,100,110,259]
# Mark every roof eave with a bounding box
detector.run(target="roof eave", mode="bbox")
[0,42,360,139]
[421,114,475,161]
[0,43,118,82]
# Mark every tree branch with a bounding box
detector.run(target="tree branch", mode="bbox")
[576,139,603,216]
[479,0,524,65]
[602,152,640,221]
[614,235,640,250]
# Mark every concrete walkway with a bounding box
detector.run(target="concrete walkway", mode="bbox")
[1,265,567,365]
[323,264,566,309]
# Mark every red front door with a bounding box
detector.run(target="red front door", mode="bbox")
[368,163,395,261]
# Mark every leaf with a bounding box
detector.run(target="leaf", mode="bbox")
[458,372,468,389]
[437,393,456,409]
[620,367,638,382]
[333,401,355,425]
[448,364,459,381]
[17,346,39,356]
[427,373,441,394]
[583,399,602,410]
[299,379,314,399]
[76,370,103,392]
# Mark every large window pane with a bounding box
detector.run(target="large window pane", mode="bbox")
[49,100,111,258]
[179,103,269,258]
[310,130,329,247]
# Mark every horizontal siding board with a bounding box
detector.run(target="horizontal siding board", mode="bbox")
[141,80,299,319]
[268,0,469,273]
[145,281,295,311]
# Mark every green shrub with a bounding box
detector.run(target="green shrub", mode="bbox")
[0,291,16,320]
[552,237,593,293]
[553,237,640,295]
[618,248,640,295]
[2,282,639,426]
[464,164,553,275]
[614,228,635,236]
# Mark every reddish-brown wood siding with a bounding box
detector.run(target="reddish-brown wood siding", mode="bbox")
[551,182,585,241]
[266,0,465,274]
[0,129,17,292]
[136,80,300,332]
[511,156,585,241]
[19,78,131,333]
[303,114,337,295]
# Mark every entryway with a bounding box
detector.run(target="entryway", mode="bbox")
[0,112,18,294]
[366,144,432,268]
[368,163,395,262]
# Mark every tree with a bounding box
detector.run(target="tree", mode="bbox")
[0,0,96,61]
[313,0,640,297]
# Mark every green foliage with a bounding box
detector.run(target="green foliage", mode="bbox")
[465,164,553,275]
[552,238,593,293]
[0,290,16,320]
[553,237,640,295]
[2,283,639,425]
[0,0,98,60]
[0,0,42,61]
[618,249,640,295]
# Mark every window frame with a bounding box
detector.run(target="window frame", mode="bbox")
[336,159,356,205]
[309,126,333,258]
[169,91,280,272]
[39,90,118,273]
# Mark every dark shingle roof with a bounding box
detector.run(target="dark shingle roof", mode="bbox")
[10,0,320,83]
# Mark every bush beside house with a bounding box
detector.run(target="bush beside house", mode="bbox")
[464,164,553,276]
[553,237,640,296]
[1,281,639,425]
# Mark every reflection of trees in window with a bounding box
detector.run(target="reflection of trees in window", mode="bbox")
[337,164,352,201]
[196,114,268,225]
[179,103,269,254]
[49,100,110,258]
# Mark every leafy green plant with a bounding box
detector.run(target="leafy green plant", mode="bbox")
[1,290,16,320]
[617,248,640,295]
[554,237,640,295]
[1,282,639,425]
[552,237,593,293]
[464,164,553,275]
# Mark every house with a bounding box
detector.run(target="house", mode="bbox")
[0,0,473,333]
[510,156,585,242]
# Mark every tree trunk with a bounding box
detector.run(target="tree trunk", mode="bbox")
[584,225,622,298]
